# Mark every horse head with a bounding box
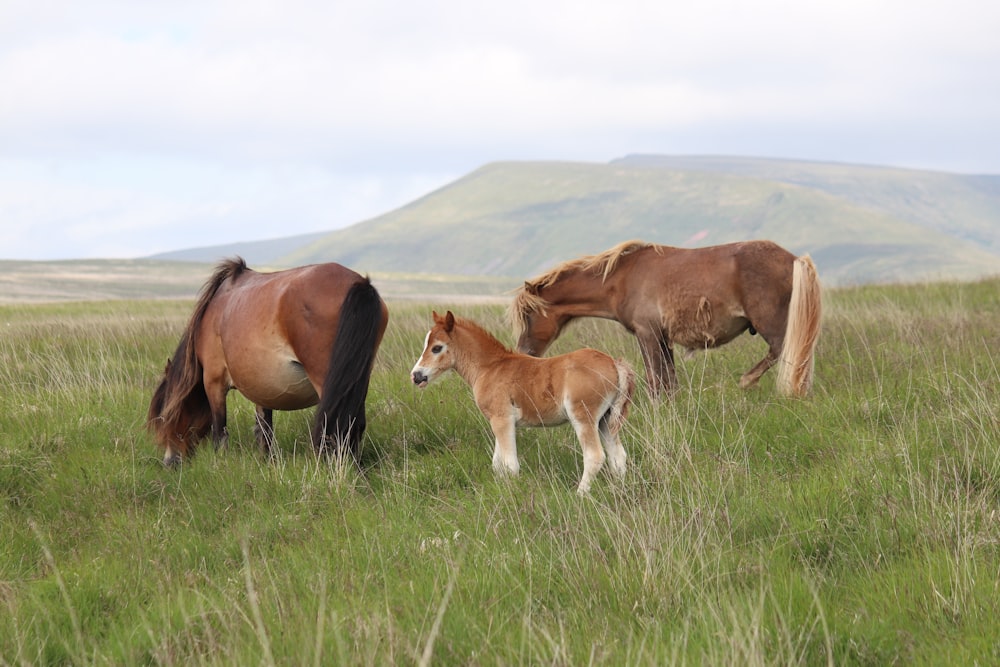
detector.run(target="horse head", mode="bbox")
[411,310,457,388]
[512,282,564,357]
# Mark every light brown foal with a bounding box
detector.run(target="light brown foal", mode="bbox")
[411,311,635,494]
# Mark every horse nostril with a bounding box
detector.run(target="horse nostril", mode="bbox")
[412,371,426,385]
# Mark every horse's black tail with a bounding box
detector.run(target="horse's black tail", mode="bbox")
[312,277,387,459]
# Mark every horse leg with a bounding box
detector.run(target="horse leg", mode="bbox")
[739,331,783,389]
[739,349,779,388]
[254,406,275,458]
[572,416,604,495]
[204,376,229,452]
[489,414,520,477]
[636,329,677,397]
[570,412,606,495]
[598,418,627,478]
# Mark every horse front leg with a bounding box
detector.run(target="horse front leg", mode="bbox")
[489,413,520,477]
[204,379,229,452]
[636,329,677,398]
[254,406,275,458]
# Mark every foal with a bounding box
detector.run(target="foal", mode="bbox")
[411,311,635,494]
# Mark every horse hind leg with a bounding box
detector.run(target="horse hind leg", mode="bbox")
[570,414,606,495]
[598,417,627,478]
[739,344,780,389]
[254,406,275,458]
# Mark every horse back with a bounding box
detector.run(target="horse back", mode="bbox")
[197,263,382,407]
[619,241,796,344]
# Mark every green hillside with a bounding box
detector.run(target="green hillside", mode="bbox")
[274,158,1000,286]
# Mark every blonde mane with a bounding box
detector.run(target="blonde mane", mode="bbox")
[509,240,657,333]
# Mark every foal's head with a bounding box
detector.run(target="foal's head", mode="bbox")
[411,310,458,388]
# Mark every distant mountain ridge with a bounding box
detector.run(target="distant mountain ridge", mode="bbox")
[151,156,1000,286]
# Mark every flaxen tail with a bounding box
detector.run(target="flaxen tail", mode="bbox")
[606,359,637,436]
[776,255,822,397]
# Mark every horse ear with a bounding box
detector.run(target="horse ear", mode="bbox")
[524,281,538,295]
[444,311,455,332]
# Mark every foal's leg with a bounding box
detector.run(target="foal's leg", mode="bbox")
[254,406,275,457]
[598,418,627,478]
[569,408,606,494]
[489,413,520,477]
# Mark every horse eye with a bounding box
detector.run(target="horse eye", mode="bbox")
[431,344,443,354]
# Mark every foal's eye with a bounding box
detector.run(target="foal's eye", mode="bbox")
[431,345,443,354]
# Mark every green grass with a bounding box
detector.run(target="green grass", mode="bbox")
[1,279,999,664]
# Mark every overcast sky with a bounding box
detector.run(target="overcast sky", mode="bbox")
[2,0,998,260]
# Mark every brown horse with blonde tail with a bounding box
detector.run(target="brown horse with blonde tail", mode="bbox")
[148,257,389,466]
[511,240,821,398]
[411,311,635,494]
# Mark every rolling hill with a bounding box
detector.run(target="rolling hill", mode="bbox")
[159,155,999,287]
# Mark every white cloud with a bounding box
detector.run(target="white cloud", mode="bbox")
[1,0,998,259]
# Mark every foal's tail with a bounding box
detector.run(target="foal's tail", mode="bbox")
[605,359,637,436]
[312,277,387,459]
[776,255,822,397]
[147,258,246,463]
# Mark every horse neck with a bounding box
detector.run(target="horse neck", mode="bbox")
[451,320,512,386]
[542,269,619,319]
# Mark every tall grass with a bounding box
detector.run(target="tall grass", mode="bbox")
[1,279,998,665]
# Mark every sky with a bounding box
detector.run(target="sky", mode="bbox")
[2,0,999,261]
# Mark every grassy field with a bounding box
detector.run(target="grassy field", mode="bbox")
[1,279,999,665]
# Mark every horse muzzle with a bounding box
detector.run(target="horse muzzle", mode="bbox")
[411,370,430,388]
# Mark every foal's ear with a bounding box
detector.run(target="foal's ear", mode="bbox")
[444,310,455,332]
[524,281,538,295]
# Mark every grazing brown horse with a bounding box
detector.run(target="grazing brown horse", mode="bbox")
[147,257,389,466]
[411,311,635,494]
[511,240,821,398]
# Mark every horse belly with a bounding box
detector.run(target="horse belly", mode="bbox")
[511,386,573,428]
[503,384,566,427]
[514,403,567,428]
[668,304,748,349]
[231,358,319,411]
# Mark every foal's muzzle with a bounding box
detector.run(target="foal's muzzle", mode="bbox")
[412,370,429,388]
